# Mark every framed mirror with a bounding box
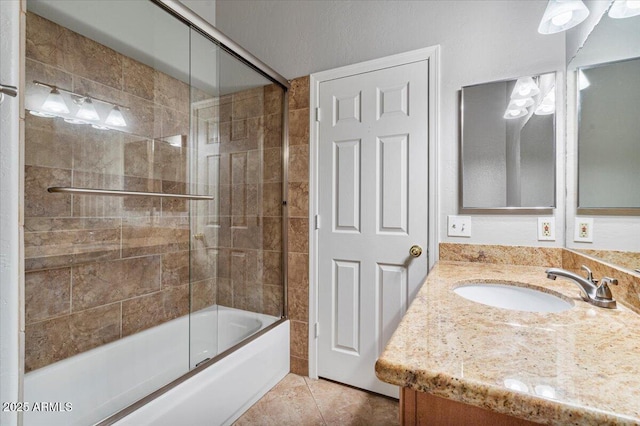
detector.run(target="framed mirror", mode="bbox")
[567,6,640,274]
[460,73,556,210]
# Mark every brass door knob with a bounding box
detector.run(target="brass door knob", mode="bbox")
[409,245,423,258]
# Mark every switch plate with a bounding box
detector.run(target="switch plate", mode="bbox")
[537,217,555,241]
[448,215,471,237]
[574,218,594,243]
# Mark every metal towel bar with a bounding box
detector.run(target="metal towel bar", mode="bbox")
[47,187,214,200]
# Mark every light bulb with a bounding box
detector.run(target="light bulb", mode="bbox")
[105,106,127,127]
[91,124,110,130]
[64,118,89,125]
[42,89,70,114]
[551,10,573,26]
[503,108,528,119]
[511,77,540,100]
[609,0,640,18]
[76,98,100,121]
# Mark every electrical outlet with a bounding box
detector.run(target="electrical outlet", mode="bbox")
[537,217,555,241]
[574,218,594,243]
[448,215,471,237]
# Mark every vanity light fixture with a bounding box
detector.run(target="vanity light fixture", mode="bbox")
[510,77,540,100]
[30,80,129,129]
[509,98,535,109]
[608,0,640,18]
[535,86,556,115]
[41,88,70,114]
[105,106,127,127]
[75,98,100,121]
[538,0,590,34]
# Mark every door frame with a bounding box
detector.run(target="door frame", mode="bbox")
[308,46,441,380]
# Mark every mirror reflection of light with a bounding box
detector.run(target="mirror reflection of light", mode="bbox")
[551,10,574,26]
[504,378,529,393]
[578,69,590,90]
[609,0,640,18]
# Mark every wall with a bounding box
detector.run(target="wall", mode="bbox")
[0,1,23,424]
[216,0,567,250]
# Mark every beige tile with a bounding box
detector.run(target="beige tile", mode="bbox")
[290,356,309,376]
[71,171,125,218]
[233,374,324,426]
[263,284,284,317]
[289,144,309,183]
[232,90,264,120]
[121,285,189,336]
[289,76,310,111]
[162,250,189,288]
[72,256,161,311]
[439,242,563,267]
[264,113,283,148]
[159,107,189,139]
[154,138,188,182]
[191,279,216,312]
[262,250,283,285]
[288,287,309,322]
[305,377,400,426]
[264,83,284,116]
[25,12,64,69]
[288,252,309,290]
[121,216,189,258]
[24,219,121,271]
[61,26,123,90]
[154,70,190,114]
[264,147,283,183]
[290,320,308,359]
[25,126,74,169]
[71,129,123,175]
[25,165,72,218]
[232,218,262,250]
[123,138,153,178]
[190,248,215,283]
[161,180,189,216]
[263,217,283,251]
[217,277,233,307]
[25,268,71,324]
[288,218,309,253]
[264,182,284,217]
[123,56,155,101]
[288,181,309,218]
[289,108,310,146]
[25,303,121,372]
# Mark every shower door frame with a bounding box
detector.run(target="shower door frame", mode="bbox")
[80,0,290,424]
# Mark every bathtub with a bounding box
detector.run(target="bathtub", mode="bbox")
[24,306,289,426]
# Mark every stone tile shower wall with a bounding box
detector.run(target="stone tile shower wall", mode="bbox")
[287,76,310,375]
[24,13,284,371]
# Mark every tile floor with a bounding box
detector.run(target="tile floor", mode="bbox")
[233,374,400,425]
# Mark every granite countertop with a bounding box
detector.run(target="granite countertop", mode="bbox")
[375,261,640,425]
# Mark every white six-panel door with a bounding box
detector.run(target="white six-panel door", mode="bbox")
[317,59,430,398]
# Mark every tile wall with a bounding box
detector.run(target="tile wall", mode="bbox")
[287,76,310,375]
[24,12,284,371]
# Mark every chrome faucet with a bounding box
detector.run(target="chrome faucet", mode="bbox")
[546,265,618,309]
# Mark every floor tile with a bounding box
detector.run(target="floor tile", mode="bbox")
[233,374,399,426]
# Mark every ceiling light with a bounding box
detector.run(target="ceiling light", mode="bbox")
[42,88,70,114]
[609,0,640,18]
[510,77,540,100]
[538,0,590,34]
[105,106,127,127]
[75,98,100,121]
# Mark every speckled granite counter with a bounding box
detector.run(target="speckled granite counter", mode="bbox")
[375,261,640,425]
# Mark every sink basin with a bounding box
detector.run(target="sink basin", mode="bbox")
[453,283,573,313]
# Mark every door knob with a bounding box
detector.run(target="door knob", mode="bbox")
[409,245,423,258]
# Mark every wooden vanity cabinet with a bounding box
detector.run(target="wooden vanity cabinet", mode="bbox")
[400,388,540,426]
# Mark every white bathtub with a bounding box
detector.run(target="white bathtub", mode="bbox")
[24,306,289,426]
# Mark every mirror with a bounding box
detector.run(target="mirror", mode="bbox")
[461,73,556,210]
[567,7,640,273]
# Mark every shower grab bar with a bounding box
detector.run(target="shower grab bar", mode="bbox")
[47,187,214,200]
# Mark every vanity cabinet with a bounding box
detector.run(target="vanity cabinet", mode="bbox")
[400,388,538,426]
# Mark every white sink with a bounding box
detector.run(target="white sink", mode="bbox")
[453,283,573,313]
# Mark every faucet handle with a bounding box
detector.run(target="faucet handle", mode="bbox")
[581,265,597,284]
[596,277,618,300]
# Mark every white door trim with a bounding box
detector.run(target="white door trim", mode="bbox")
[308,46,441,379]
